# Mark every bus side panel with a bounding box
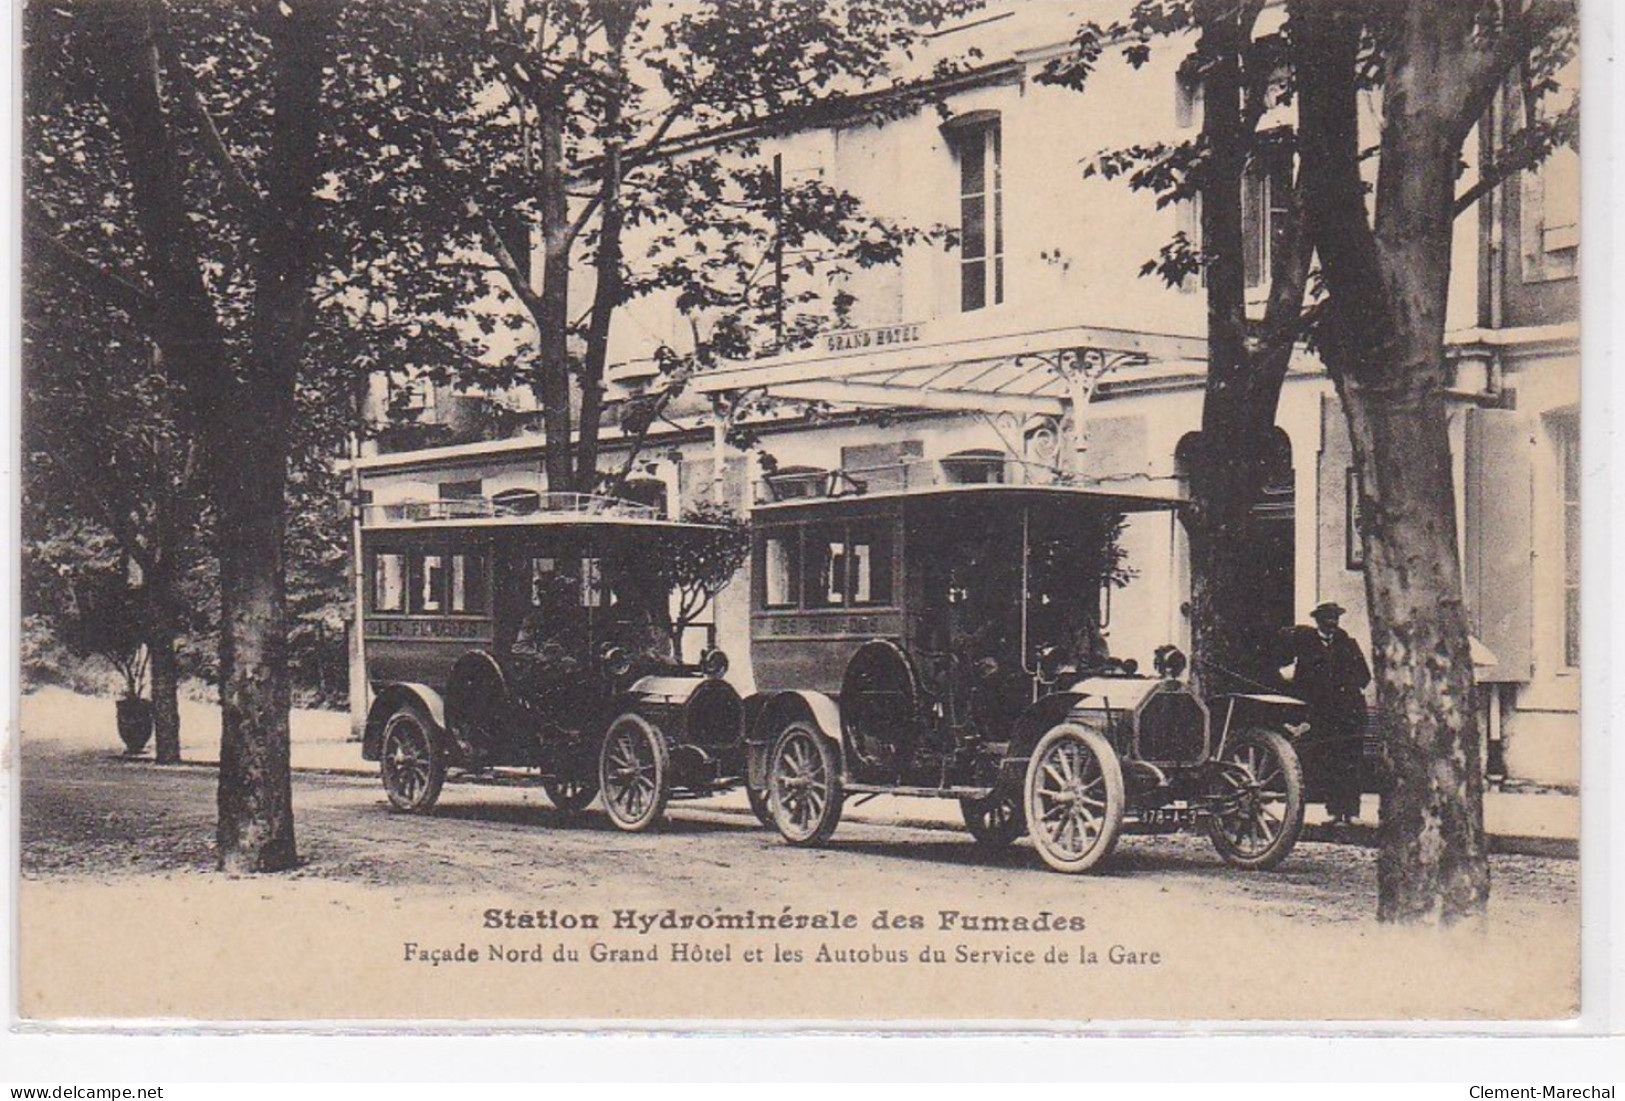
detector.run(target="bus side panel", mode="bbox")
[364,629,493,690]
[750,609,906,696]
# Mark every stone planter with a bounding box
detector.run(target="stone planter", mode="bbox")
[116,697,154,756]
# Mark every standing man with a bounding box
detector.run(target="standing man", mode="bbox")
[1281,601,1372,824]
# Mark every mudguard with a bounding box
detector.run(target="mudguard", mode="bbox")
[743,690,843,790]
[1003,692,1089,762]
[362,682,447,761]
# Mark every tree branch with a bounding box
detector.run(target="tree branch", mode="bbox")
[150,5,264,215]
[1453,103,1577,215]
[24,215,159,323]
[1454,0,1573,144]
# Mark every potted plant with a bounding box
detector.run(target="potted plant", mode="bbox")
[111,646,153,756]
[66,570,154,755]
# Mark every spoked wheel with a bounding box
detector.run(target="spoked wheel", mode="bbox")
[543,777,599,816]
[599,714,670,832]
[380,703,445,814]
[745,784,775,827]
[1207,728,1305,870]
[960,792,1026,849]
[1023,723,1125,874]
[768,722,843,845]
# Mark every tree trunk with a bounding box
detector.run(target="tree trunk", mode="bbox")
[578,154,623,491]
[1342,376,1487,923]
[1293,0,1490,923]
[211,0,330,874]
[1185,439,1276,691]
[73,0,330,872]
[536,103,576,494]
[148,623,182,764]
[1184,0,1284,694]
[214,441,297,873]
[576,3,635,489]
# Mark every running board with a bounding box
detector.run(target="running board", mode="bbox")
[842,782,995,800]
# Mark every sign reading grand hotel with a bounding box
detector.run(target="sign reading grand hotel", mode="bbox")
[825,323,924,354]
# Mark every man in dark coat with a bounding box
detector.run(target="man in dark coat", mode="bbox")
[1281,601,1372,824]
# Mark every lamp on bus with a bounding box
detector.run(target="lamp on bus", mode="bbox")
[600,645,634,679]
[1153,644,1188,681]
[1034,644,1064,685]
[699,647,730,680]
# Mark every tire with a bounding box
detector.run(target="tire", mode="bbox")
[960,793,1026,849]
[768,721,843,845]
[1023,722,1125,874]
[746,784,775,827]
[543,777,599,815]
[380,702,446,814]
[599,713,670,832]
[1207,728,1305,870]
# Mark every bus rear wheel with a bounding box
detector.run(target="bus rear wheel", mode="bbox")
[380,702,445,814]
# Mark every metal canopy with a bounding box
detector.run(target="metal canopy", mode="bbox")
[692,322,1208,417]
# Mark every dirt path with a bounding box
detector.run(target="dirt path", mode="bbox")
[17,742,1581,1022]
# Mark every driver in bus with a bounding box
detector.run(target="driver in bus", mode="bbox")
[510,571,585,698]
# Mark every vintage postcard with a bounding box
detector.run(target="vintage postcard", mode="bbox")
[13,0,1586,1025]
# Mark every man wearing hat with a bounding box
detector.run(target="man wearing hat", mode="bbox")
[1280,601,1372,824]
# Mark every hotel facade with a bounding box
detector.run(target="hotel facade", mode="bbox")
[350,5,1580,787]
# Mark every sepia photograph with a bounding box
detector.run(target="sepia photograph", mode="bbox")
[11,0,1594,1026]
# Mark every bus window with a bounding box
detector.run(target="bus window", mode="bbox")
[849,521,893,606]
[805,525,846,608]
[760,532,801,609]
[417,554,446,613]
[581,558,605,608]
[373,553,407,613]
[530,558,557,606]
[450,553,486,615]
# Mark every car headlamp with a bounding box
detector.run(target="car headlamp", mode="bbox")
[601,645,633,678]
[699,647,729,679]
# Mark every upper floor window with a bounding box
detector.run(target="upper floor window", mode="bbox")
[1516,59,1579,284]
[388,376,436,418]
[945,112,1004,312]
[1176,156,1291,294]
[1242,157,1293,291]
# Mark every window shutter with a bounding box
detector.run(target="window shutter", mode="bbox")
[1464,408,1534,681]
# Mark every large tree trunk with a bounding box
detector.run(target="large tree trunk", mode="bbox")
[1184,0,1310,694]
[1293,0,1489,923]
[212,0,330,873]
[1185,0,1256,693]
[147,620,182,764]
[1342,378,1487,923]
[215,445,297,872]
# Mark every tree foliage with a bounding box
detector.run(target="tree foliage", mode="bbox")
[322,0,970,494]
[651,501,752,660]
[24,0,342,870]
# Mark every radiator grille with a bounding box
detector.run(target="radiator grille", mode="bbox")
[1136,689,1207,764]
